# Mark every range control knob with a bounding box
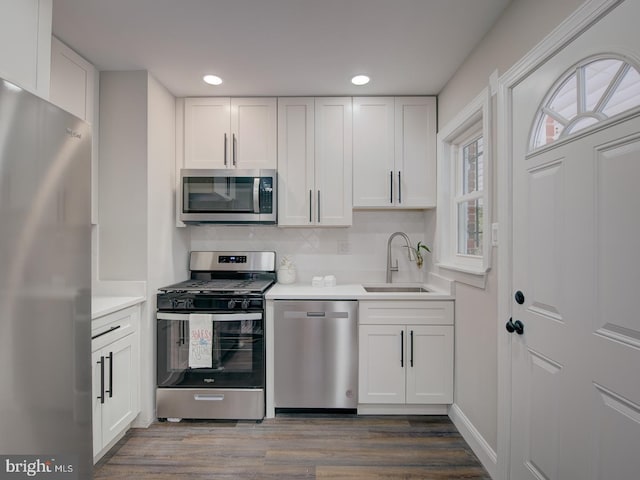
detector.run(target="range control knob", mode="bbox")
[227,299,237,309]
[241,299,250,310]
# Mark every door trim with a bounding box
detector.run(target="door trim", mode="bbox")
[495,1,623,479]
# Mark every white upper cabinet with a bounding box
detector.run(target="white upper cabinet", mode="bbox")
[49,36,99,224]
[353,96,436,208]
[277,97,352,227]
[183,97,276,170]
[0,0,52,98]
[277,97,315,226]
[353,97,395,206]
[232,98,277,169]
[50,36,97,122]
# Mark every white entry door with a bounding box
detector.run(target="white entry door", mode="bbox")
[509,1,640,479]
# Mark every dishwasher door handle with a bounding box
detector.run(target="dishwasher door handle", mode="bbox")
[306,312,326,317]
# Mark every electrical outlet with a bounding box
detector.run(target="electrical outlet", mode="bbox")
[337,241,351,254]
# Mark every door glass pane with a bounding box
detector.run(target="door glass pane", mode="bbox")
[533,114,565,149]
[549,73,578,120]
[457,198,483,256]
[603,67,640,117]
[585,59,623,111]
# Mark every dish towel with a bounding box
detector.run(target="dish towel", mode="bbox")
[188,314,213,368]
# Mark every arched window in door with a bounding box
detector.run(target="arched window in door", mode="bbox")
[530,55,640,151]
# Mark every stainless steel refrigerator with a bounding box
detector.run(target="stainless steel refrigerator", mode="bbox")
[0,77,92,477]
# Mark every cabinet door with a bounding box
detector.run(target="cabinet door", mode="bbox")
[50,36,99,224]
[277,97,315,226]
[358,325,406,404]
[406,325,453,404]
[0,0,51,97]
[50,37,96,121]
[231,97,277,169]
[314,97,352,226]
[353,97,395,207]
[184,97,231,168]
[101,332,139,448]
[394,97,437,208]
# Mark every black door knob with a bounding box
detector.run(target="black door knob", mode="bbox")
[515,290,525,304]
[506,318,525,335]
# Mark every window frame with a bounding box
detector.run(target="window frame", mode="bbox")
[436,87,492,287]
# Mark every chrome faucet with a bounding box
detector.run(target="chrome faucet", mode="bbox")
[386,232,414,283]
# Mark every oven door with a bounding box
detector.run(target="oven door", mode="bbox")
[157,311,264,389]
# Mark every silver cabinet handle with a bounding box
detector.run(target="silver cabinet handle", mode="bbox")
[232,133,237,166]
[224,133,228,166]
[398,171,402,204]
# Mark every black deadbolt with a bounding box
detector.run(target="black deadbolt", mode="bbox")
[515,290,525,305]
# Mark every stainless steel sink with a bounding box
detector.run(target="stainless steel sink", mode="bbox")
[364,286,430,293]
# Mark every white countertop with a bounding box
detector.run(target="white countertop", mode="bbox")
[266,283,454,301]
[92,296,145,319]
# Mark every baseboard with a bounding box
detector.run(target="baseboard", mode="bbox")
[448,403,497,479]
[358,404,448,415]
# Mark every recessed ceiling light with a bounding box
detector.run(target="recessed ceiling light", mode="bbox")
[203,74,223,86]
[351,75,370,86]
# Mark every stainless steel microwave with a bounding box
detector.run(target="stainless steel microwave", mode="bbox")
[180,169,277,224]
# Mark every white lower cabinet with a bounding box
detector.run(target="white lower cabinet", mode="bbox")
[358,301,453,410]
[91,305,140,463]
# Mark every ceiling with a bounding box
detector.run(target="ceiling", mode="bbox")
[51,0,511,98]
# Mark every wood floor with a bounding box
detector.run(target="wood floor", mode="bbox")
[94,414,490,479]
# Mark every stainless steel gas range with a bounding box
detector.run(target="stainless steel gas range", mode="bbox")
[156,251,275,421]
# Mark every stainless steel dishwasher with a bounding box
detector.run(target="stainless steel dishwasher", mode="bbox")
[274,300,358,409]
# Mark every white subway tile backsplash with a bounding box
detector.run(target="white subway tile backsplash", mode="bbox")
[189,210,435,284]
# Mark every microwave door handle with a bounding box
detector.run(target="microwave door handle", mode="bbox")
[224,133,228,166]
[253,178,261,213]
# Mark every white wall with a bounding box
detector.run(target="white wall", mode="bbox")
[98,70,190,426]
[98,71,148,280]
[190,210,435,285]
[436,0,585,473]
[143,74,189,426]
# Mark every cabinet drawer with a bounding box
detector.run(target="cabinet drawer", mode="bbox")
[359,300,453,326]
[91,306,140,351]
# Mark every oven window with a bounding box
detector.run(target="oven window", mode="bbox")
[183,177,255,213]
[157,317,264,388]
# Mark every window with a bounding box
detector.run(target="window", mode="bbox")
[530,55,640,150]
[437,88,491,286]
[456,134,484,257]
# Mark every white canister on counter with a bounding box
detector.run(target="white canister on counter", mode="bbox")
[277,257,297,284]
[323,275,336,287]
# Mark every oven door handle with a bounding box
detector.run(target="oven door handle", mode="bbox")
[157,312,263,322]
